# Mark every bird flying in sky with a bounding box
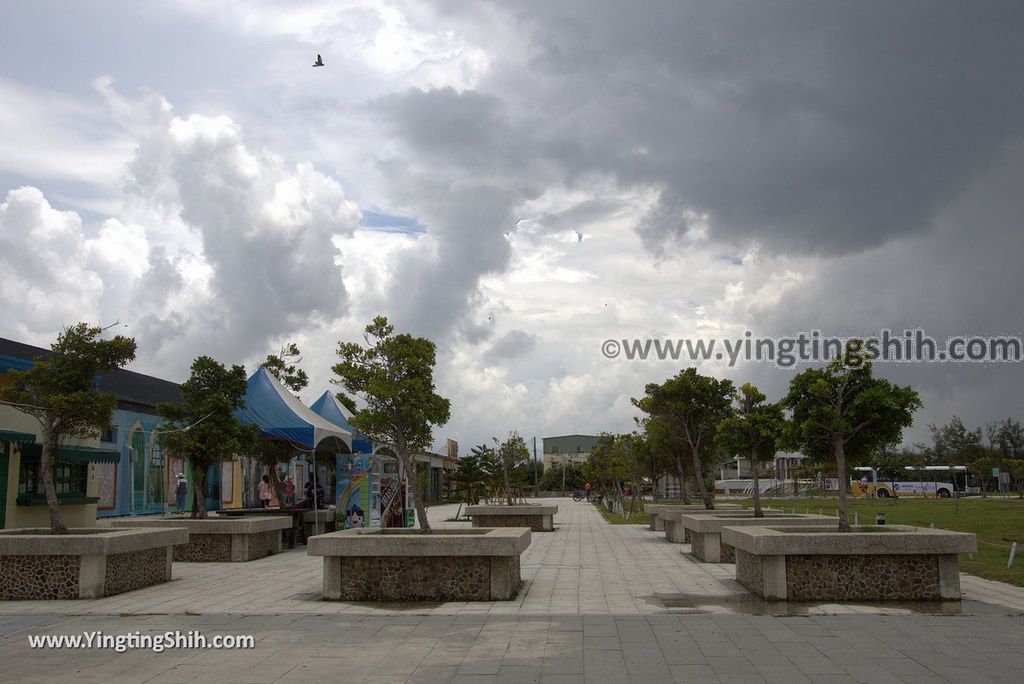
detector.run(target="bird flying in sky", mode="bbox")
[313,54,324,67]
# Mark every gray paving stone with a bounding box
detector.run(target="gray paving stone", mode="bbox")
[669,663,720,682]
[1,500,1024,684]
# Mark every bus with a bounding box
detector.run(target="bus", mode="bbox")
[850,465,978,498]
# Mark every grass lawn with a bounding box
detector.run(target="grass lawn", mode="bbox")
[596,496,1024,587]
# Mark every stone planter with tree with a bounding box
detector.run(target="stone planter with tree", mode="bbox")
[467,432,558,531]
[146,356,288,562]
[0,324,182,598]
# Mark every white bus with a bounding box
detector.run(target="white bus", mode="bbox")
[851,465,975,498]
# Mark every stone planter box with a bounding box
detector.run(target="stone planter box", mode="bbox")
[465,504,558,532]
[302,510,337,539]
[661,507,773,543]
[723,524,977,601]
[645,503,741,531]
[111,516,291,562]
[680,513,831,562]
[308,527,531,601]
[0,527,186,600]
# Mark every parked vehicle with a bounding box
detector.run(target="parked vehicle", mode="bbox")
[851,465,978,498]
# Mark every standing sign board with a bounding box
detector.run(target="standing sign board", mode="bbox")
[336,453,371,528]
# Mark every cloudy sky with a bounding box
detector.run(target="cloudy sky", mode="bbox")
[1,1,1022,452]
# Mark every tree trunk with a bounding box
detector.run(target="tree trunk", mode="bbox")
[689,445,714,509]
[400,450,431,532]
[751,447,763,517]
[650,452,657,501]
[502,462,513,506]
[675,458,691,504]
[192,464,208,519]
[835,438,850,531]
[41,428,69,534]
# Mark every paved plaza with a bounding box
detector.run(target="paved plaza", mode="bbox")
[1,499,1022,682]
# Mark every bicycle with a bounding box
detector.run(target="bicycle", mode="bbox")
[572,490,595,502]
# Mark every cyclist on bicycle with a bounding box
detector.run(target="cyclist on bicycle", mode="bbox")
[584,481,592,501]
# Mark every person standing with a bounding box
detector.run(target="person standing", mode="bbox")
[283,475,296,504]
[258,474,273,508]
[174,473,188,514]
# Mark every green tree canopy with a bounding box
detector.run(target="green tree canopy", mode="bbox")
[783,346,921,530]
[260,342,309,395]
[0,323,136,533]
[716,383,785,516]
[332,317,451,531]
[493,432,531,504]
[633,367,734,508]
[157,356,253,519]
[924,416,984,465]
[334,391,358,415]
[638,413,693,503]
[452,453,488,505]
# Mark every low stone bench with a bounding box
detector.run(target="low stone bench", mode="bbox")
[679,513,831,562]
[309,527,531,601]
[302,510,337,539]
[465,504,558,532]
[723,524,977,601]
[0,527,187,599]
[661,507,770,543]
[646,503,741,531]
[112,516,291,562]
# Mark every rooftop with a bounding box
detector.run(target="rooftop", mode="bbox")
[0,337,181,410]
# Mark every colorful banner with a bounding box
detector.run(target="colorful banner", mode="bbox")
[336,453,371,528]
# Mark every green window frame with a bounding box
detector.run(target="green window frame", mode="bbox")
[17,454,89,497]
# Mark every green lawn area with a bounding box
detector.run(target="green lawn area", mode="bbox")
[595,496,1024,587]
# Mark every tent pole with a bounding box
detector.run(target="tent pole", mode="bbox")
[313,448,320,537]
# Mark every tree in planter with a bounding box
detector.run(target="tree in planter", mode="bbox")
[259,342,309,509]
[452,453,488,506]
[157,356,253,519]
[716,383,785,517]
[333,317,451,532]
[470,443,500,500]
[633,368,734,509]
[0,323,136,534]
[493,432,530,505]
[783,345,921,531]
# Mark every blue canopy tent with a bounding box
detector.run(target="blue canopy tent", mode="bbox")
[308,391,372,454]
[236,369,352,525]
[236,368,352,451]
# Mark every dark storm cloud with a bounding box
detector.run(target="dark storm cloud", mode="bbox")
[484,329,538,364]
[426,0,1024,255]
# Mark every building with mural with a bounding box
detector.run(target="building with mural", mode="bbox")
[0,337,248,525]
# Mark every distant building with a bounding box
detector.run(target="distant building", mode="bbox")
[542,434,599,469]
